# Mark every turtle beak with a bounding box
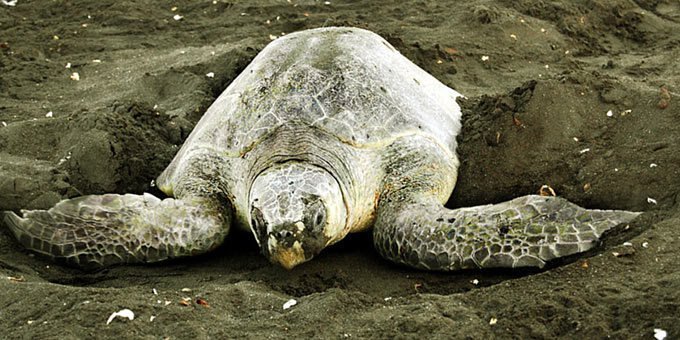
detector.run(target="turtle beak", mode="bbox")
[268,237,307,270]
[261,221,328,270]
[272,242,307,270]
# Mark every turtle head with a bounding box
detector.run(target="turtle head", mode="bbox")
[249,162,347,269]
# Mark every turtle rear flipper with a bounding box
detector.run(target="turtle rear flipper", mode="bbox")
[373,195,640,270]
[4,193,231,268]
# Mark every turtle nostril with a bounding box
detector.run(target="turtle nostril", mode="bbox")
[278,230,292,238]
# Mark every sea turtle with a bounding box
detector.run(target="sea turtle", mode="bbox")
[4,27,639,270]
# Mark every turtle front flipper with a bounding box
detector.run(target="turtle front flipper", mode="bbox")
[373,194,640,270]
[3,193,231,268]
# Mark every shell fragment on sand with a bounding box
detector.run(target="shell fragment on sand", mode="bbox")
[106,309,135,325]
[283,299,297,310]
[654,328,667,340]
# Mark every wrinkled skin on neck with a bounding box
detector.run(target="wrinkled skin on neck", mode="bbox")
[249,162,347,269]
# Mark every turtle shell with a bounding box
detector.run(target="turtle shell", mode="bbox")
[178,27,462,159]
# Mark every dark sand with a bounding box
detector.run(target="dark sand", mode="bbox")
[1,0,679,338]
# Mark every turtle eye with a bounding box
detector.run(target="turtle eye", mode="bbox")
[250,206,268,243]
[251,207,266,227]
[311,203,326,228]
[303,199,326,229]
[314,209,326,226]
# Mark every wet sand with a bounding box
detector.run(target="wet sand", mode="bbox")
[1,1,679,338]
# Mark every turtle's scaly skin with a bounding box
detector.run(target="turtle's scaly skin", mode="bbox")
[3,27,640,269]
[374,195,639,270]
[4,194,230,268]
[371,134,639,269]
